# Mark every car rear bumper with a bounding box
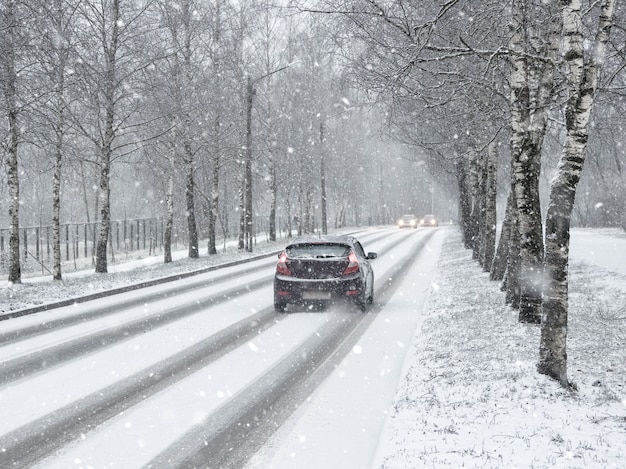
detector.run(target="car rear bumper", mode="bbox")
[274,275,364,305]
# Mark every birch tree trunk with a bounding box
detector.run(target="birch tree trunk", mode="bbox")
[504,197,521,307]
[185,141,199,258]
[265,82,277,243]
[539,0,616,387]
[508,0,561,321]
[238,172,245,250]
[244,76,254,252]
[456,160,474,249]
[477,150,487,266]
[164,129,176,264]
[181,1,198,259]
[469,151,482,261]
[94,0,121,274]
[208,117,220,255]
[208,0,223,256]
[2,0,21,283]
[490,190,514,281]
[268,146,278,241]
[482,140,498,272]
[159,0,201,258]
[52,74,65,281]
[51,0,69,281]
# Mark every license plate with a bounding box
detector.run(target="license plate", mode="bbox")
[302,291,331,300]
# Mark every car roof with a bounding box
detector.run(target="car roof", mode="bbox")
[285,234,355,247]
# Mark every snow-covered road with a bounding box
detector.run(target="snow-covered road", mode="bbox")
[0,227,446,468]
[245,227,445,469]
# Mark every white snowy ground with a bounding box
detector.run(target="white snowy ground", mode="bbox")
[370,228,626,469]
[1,227,625,469]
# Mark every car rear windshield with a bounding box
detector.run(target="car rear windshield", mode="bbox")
[286,243,350,259]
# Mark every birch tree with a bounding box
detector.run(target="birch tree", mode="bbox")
[164,133,176,263]
[73,0,123,273]
[482,140,498,271]
[1,0,23,283]
[539,0,617,387]
[74,0,159,272]
[94,0,120,273]
[255,0,285,243]
[207,0,225,255]
[37,0,78,280]
[157,0,207,259]
[507,0,562,323]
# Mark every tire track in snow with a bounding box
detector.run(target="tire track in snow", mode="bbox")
[0,228,425,468]
[145,230,437,469]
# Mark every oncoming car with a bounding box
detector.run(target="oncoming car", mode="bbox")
[273,235,377,313]
[398,214,418,229]
[419,214,438,227]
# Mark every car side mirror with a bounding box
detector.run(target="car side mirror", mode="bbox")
[366,252,377,260]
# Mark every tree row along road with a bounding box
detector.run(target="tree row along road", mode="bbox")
[0,227,439,468]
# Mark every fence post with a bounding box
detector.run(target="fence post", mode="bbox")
[36,227,40,261]
[46,226,50,260]
[22,228,28,264]
[149,219,154,255]
[92,223,96,259]
[73,224,78,260]
[65,224,70,261]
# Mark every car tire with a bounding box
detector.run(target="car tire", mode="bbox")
[366,277,374,305]
[356,286,370,313]
[274,301,287,313]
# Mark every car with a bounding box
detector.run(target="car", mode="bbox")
[419,214,438,227]
[274,235,377,313]
[397,214,418,229]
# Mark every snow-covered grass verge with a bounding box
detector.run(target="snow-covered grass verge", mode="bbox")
[0,238,285,313]
[375,231,625,469]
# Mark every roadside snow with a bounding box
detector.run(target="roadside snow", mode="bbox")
[373,229,626,468]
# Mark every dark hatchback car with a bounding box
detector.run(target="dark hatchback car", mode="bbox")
[274,235,377,313]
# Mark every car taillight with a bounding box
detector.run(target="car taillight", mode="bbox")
[276,252,291,275]
[343,251,360,275]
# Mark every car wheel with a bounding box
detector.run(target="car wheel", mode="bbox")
[274,301,287,313]
[356,287,369,312]
[367,276,374,304]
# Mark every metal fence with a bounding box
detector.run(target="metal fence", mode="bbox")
[0,218,168,275]
[0,214,317,276]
